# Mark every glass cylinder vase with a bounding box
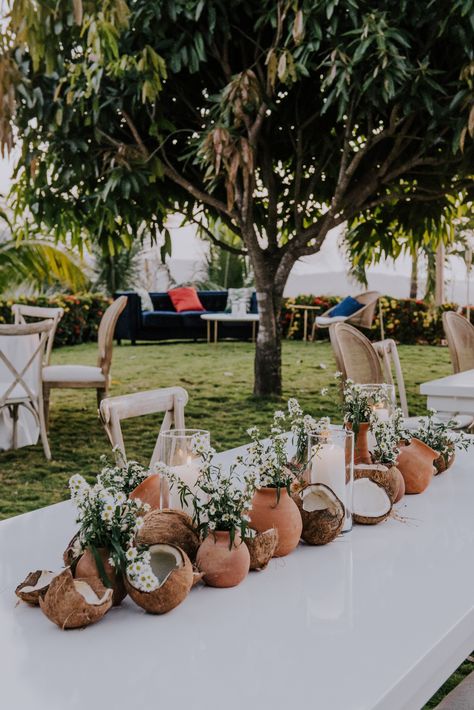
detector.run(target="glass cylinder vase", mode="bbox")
[308,428,354,533]
[358,383,396,421]
[157,429,210,515]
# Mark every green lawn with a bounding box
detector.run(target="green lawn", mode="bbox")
[0,339,451,519]
[0,337,470,706]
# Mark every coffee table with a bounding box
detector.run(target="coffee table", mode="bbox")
[2,442,474,709]
[200,312,259,343]
[420,369,474,415]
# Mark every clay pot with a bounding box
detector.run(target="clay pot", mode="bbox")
[434,449,456,475]
[196,531,250,588]
[397,438,439,494]
[346,422,372,465]
[249,487,302,557]
[75,547,126,606]
[130,474,162,511]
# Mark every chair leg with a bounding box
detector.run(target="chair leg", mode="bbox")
[311,320,318,342]
[10,404,19,450]
[43,384,51,431]
[97,388,106,408]
[37,399,52,460]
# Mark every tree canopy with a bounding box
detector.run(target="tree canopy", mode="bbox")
[1,0,474,393]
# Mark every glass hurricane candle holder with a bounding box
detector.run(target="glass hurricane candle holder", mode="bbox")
[308,428,354,533]
[157,429,210,514]
[358,383,396,421]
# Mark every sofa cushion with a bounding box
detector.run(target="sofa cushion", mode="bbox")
[168,287,205,313]
[225,287,253,314]
[142,311,182,329]
[330,296,363,318]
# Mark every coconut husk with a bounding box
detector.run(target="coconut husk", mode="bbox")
[39,569,113,629]
[15,570,57,605]
[353,478,392,525]
[244,529,279,570]
[434,450,456,475]
[125,544,193,614]
[354,463,400,503]
[292,484,345,545]
[393,468,405,503]
[63,531,80,567]
[137,509,200,562]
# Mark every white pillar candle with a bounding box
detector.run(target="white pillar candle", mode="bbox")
[310,442,346,504]
[169,458,201,514]
[372,404,390,421]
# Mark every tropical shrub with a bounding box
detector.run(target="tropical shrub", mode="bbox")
[0,293,110,347]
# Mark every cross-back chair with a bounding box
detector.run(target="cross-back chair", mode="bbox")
[0,320,53,458]
[42,296,127,427]
[99,386,188,468]
[442,311,474,374]
[12,303,64,366]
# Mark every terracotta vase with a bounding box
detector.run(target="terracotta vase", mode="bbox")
[397,438,439,494]
[196,531,250,588]
[130,474,162,511]
[249,487,302,557]
[75,547,126,606]
[346,422,372,465]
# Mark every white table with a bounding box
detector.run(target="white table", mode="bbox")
[201,312,259,343]
[2,444,474,710]
[420,369,474,415]
[0,334,40,451]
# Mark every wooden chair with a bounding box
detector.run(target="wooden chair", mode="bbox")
[42,296,127,426]
[312,291,382,341]
[99,386,188,467]
[329,322,385,384]
[442,311,474,374]
[0,320,53,459]
[12,304,64,366]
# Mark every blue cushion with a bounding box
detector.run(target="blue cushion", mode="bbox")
[330,296,363,318]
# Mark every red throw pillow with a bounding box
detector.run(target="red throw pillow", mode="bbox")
[168,287,205,313]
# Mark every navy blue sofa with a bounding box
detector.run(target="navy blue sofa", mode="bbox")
[114,290,258,344]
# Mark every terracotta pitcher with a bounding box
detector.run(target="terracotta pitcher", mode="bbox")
[196,531,250,588]
[75,547,126,606]
[249,487,302,557]
[346,422,372,465]
[397,438,439,494]
[130,474,162,511]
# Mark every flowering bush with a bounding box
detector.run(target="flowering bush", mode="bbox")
[0,292,110,347]
[410,410,472,458]
[161,433,254,547]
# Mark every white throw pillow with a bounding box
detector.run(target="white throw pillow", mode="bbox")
[225,288,253,314]
[136,288,154,312]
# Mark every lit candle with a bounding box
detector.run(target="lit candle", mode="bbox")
[372,403,390,421]
[310,442,346,503]
[169,456,201,514]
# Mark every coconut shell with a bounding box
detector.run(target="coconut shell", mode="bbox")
[293,484,345,545]
[63,532,80,567]
[434,451,456,475]
[353,478,392,525]
[125,544,193,614]
[137,509,200,562]
[354,463,400,503]
[393,468,405,503]
[39,569,113,629]
[244,529,279,570]
[15,570,56,605]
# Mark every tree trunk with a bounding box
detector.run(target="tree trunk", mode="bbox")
[409,251,418,299]
[254,285,282,396]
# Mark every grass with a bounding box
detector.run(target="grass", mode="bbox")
[0,337,468,707]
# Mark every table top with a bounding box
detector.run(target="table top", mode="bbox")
[200,312,259,322]
[420,369,474,397]
[2,444,474,710]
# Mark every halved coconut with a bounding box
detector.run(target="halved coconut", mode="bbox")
[354,463,400,503]
[125,544,193,614]
[245,529,279,570]
[137,509,200,562]
[39,569,113,629]
[353,478,392,525]
[16,570,57,605]
[63,531,80,567]
[293,484,345,545]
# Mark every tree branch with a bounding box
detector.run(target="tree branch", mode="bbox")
[190,215,247,255]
